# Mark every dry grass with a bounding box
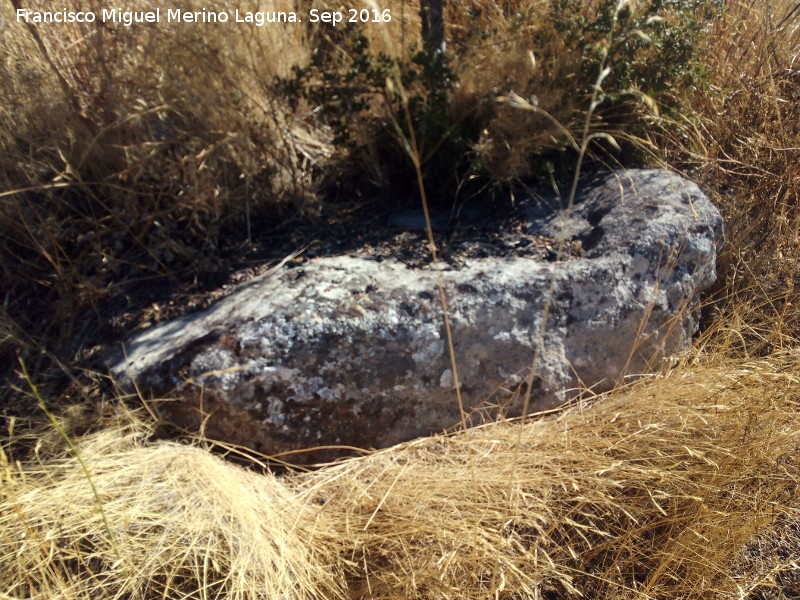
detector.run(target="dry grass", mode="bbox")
[0,0,321,388]
[656,0,800,354]
[0,411,345,600]
[3,353,800,599]
[296,352,800,599]
[3,0,800,598]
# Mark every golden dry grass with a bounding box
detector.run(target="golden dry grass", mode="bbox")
[0,414,345,600]
[296,352,800,599]
[657,0,800,354]
[3,0,800,598]
[3,353,800,599]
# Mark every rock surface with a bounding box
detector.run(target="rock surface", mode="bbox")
[108,169,723,462]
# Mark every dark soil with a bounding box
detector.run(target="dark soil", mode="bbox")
[307,207,584,270]
[109,192,584,335]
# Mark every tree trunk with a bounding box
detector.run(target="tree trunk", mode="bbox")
[420,0,445,54]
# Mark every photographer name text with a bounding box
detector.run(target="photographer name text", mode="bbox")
[15,7,393,27]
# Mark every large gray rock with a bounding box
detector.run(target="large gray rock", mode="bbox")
[108,169,723,462]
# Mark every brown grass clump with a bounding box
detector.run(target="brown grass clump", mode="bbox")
[3,354,800,600]
[0,0,318,392]
[295,352,800,599]
[0,416,345,600]
[657,0,800,353]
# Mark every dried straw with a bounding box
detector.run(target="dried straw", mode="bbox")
[294,352,800,599]
[2,353,800,599]
[0,421,344,600]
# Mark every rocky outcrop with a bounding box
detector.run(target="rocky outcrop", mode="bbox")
[107,169,723,462]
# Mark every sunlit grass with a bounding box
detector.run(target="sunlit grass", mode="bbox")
[2,0,800,597]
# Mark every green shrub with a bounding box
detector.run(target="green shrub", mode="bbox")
[275,26,490,205]
[277,0,719,200]
[555,0,718,95]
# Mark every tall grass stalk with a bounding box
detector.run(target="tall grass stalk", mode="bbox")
[510,0,630,423]
[17,357,121,562]
[365,0,469,431]
[404,101,469,432]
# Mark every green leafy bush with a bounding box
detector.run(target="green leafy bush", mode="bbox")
[277,0,718,199]
[275,26,489,204]
[556,0,718,94]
